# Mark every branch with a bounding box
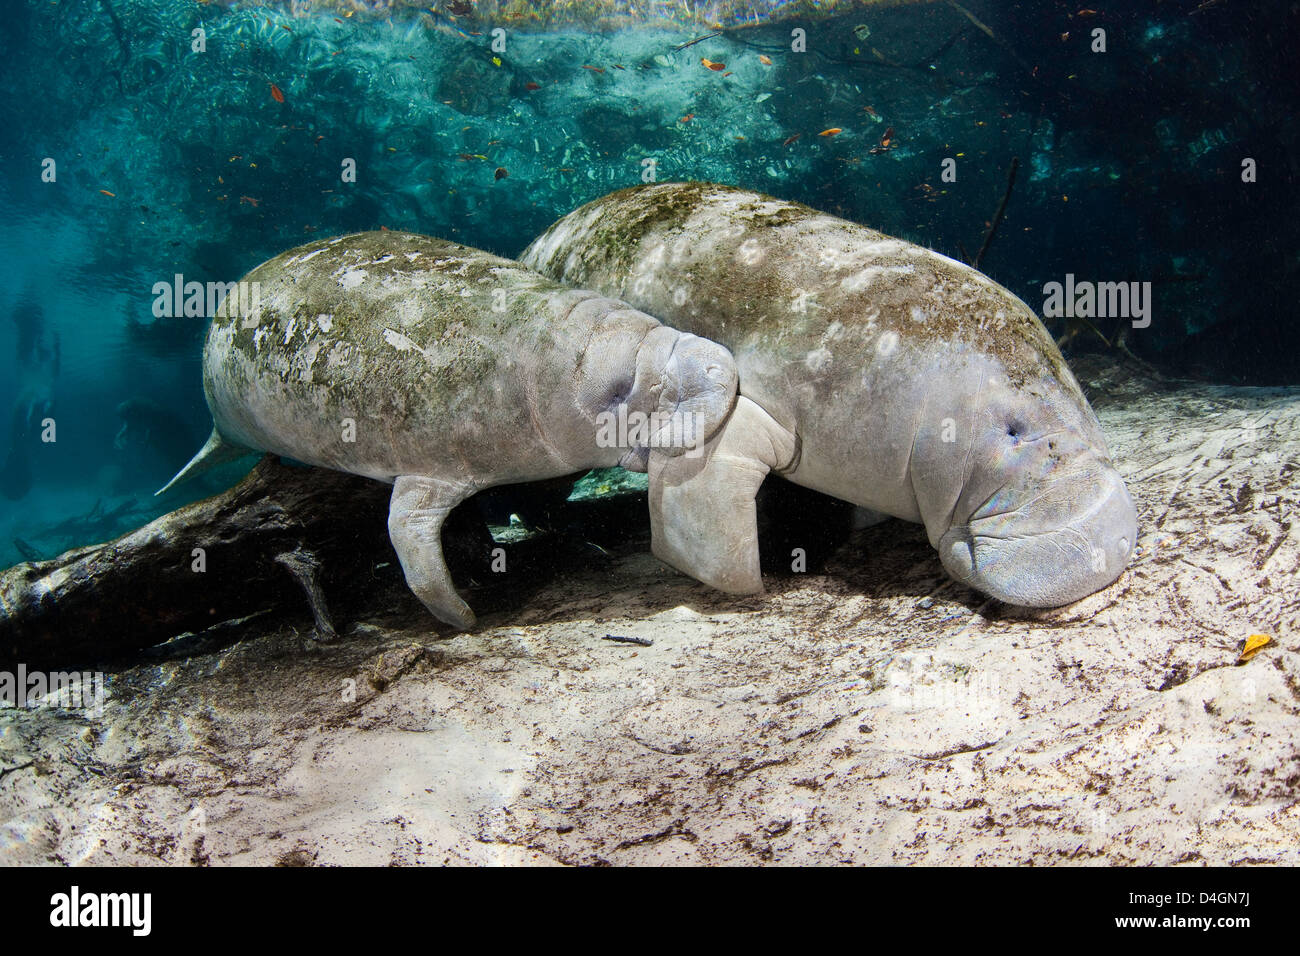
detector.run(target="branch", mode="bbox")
[0,457,395,669]
[972,156,1019,271]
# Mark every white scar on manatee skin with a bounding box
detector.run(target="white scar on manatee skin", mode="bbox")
[161,232,739,630]
[522,182,1138,609]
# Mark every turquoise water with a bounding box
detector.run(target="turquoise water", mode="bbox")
[0,0,1295,567]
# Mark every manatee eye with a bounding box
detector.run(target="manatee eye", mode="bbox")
[1006,423,1021,441]
[602,375,633,411]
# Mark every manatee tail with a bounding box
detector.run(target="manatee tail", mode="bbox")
[155,426,250,496]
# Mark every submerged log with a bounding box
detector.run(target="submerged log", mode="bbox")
[0,456,404,669]
[0,452,857,671]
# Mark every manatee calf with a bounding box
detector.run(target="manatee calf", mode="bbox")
[522,182,1137,608]
[161,232,737,628]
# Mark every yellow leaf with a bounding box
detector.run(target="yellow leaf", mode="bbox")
[1236,634,1272,665]
[492,57,502,67]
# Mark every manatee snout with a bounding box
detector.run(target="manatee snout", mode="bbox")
[939,466,1137,608]
[624,329,737,467]
[659,332,738,451]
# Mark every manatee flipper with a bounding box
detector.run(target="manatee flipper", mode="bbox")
[388,474,478,630]
[648,396,798,594]
[155,426,252,496]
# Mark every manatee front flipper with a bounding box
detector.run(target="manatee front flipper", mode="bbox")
[648,396,799,594]
[388,475,478,629]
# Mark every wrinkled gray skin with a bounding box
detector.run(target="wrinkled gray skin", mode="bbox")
[164,232,737,628]
[522,182,1138,608]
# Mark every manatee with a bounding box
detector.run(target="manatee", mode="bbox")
[160,232,737,628]
[522,182,1138,608]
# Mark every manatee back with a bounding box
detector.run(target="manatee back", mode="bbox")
[524,183,1088,419]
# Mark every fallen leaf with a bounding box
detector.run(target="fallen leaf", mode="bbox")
[1236,634,1272,664]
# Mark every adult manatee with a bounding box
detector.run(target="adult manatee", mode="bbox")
[160,232,737,628]
[522,182,1137,608]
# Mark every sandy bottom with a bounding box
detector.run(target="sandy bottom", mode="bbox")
[1,357,1297,865]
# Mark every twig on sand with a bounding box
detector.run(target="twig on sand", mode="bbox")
[603,633,653,647]
[0,762,34,784]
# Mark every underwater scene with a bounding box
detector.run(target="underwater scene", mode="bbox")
[0,0,1297,870]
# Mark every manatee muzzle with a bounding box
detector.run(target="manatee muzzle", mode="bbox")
[938,467,1137,608]
[655,332,738,454]
[618,329,737,470]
